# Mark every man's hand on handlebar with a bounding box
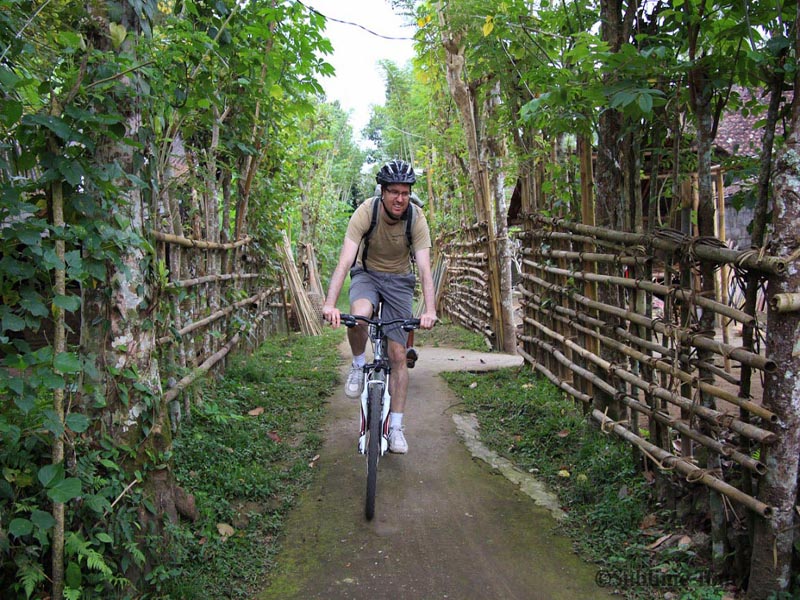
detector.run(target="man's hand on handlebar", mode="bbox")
[322,304,341,328]
[420,312,437,330]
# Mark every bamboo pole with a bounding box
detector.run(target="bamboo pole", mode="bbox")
[526,259,755,326]
[157,291,267,345]
[770,293,800,313]
[163,331,242,403]
[277,232,322,336]
[591,410,773,517]
[50,172,66,600]
[151,231,252,250]
[534,217,787,275]
[521,314,776,444]
[715,168,732,372]
[522,294,775,422]
[562,312,776,422]
[520,229,627,253]
[166,273,262,289]
[612,389,767,475]
[517,345,593,404]
[448,265,489,278]
[444,251,488,260]
[525,247,649,267]
[520,271,776,373]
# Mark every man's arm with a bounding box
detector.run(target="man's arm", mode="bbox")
[413,247,437,330]
[322,237,360,328]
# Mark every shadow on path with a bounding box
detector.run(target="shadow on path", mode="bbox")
[256,342,615,600]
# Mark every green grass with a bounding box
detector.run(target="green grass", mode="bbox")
[442,367,725,600]
[415,317,489,352]
[158,330,340,599]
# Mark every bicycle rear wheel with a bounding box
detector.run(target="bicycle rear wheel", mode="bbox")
[365,383,383,521]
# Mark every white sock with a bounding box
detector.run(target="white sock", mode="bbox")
[353,354,366,368]
[390,412,403,430]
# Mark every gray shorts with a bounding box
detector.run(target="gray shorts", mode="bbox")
[349,267,416,345]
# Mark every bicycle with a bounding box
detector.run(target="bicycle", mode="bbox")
[340,308,420,521]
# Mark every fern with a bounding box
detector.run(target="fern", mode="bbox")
[85,548,113,576]
[65,531,90,556]
[65,531,113,578]
[124,540,146,567]
[64,587,82,600]
[18,560,46,599]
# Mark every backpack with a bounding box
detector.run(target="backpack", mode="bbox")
[358,196,418,272]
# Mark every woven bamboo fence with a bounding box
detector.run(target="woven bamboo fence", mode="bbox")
[437,222,495,348]
[153,230,290,423]
[516,215,782,517]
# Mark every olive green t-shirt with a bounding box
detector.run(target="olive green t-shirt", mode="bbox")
[345,198,432,274]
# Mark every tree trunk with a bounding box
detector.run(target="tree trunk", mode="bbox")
[79,1,173,583]
[748,18,800,594]
[595,0,626,420]
[49,151,66,600]
[438,7,513,352]
[484,82,517,353]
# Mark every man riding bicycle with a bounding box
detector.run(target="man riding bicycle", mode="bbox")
[322,159,437,454]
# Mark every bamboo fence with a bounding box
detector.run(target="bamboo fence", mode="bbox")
[514,215,776,517]
[153,228,290,422]
[438,215,780,517]
[437,222,495,347]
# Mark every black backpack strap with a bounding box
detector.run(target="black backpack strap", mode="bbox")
[354,197,381,272]
[406,204,415,264]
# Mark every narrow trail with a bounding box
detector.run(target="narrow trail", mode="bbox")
[257,342,615,600]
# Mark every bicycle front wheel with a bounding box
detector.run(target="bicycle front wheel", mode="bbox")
[365,382,383,521]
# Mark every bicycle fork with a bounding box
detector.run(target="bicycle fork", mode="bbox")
[358,373,392,456]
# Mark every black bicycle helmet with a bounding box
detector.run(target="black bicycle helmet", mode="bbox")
[376,159,416,185]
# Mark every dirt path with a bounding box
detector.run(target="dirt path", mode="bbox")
[256,344,615,600]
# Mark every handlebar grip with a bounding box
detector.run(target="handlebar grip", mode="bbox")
[402,319,421,331]
[340,314,357,328]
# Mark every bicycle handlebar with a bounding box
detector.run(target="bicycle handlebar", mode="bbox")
[340,313,420,332]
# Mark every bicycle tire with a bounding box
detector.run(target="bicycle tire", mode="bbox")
[365,382,383,521]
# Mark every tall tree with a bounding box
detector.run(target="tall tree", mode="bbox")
[748,5,800,595]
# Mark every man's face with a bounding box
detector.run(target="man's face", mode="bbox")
[382,184,412,219]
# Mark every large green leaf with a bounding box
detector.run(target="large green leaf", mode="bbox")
[47,478,82,503]
[8,518,33,537]
[53,294,81,312]
[54,352,81,374]
[38,463,65,488]
[31,509,56,530]
[0,99,22,126]
[66,413,90,433]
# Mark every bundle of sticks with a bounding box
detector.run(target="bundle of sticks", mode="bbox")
[278,233,322,336]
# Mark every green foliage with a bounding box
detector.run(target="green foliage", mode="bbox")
[160,331,339,598]
[1,0,341,596]
[442,367,725,599]
[0,404,161,597]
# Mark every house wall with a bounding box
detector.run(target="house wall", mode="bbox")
[725,203,756,251]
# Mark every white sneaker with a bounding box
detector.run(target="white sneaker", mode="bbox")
[345,363,364,398]
[388,428,408,454]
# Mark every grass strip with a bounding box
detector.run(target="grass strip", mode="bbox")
[160,331,340,599]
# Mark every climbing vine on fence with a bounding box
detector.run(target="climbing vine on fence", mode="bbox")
[0,1,336,597]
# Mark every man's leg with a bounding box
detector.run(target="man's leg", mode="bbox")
[388,339,408,413]
[344,269,377,398]
[347,297,372,356]
[387,339,409,453]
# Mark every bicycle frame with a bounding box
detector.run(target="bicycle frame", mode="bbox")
[341,309,419,520]
[358,314,392,457]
